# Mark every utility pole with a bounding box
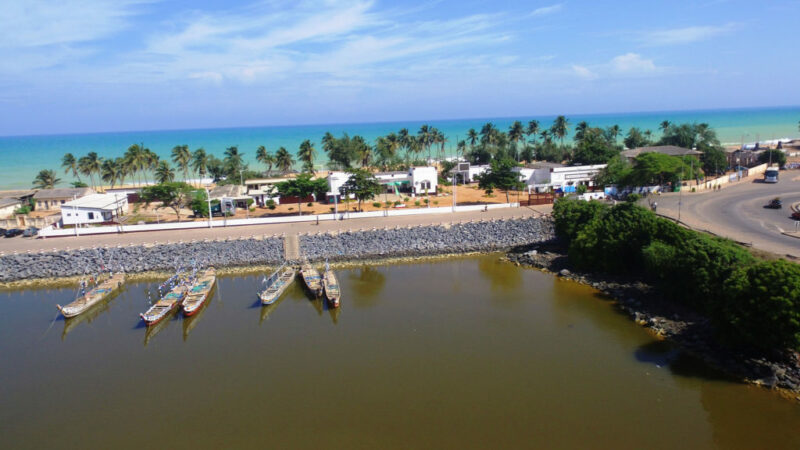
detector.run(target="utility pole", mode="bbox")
[205,187,213,228]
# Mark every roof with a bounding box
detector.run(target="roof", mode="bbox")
[0,189,36,200]
[209,184,248,199]
[244,177,294,185]
[33,187,94,200]
[524,162,564,169]
[0,198,23,208]
[62,194,126,210]
[621,145,702,158]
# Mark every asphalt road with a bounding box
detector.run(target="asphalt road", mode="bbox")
[0,205,552,254]
[655,174,800,258]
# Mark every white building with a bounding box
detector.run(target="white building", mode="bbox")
[61,194,128,225]
[244,177,293,206]
[327,167,438,202]
[0,198,22,219]
[451,162,490,183]
[514,163,606,193]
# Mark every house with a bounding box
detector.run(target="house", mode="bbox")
[326,167,438,203]
[33,187,94,211]
[0,198,23,219]
[61,194,128,225]
[209,184,251,211]
[620,145,702,162]
[451,162,490,183]
[244,177,293,206]
[514,163,606,193]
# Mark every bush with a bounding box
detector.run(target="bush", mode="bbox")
[14,206,31,215]
[414,200,421,206]
[576,185,588,195]
[384,201,391,208]
[372,202,381,208]
[433,201,439,205]
[266,199,276,210]
[721,260,800,350]
[552,198,609,242]
[307,202,313,207]
[404,197,410,202]
[423,198,429,204]
[394,201,401,206]
[626,193,641,203]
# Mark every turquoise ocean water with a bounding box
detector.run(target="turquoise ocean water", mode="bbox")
[1,106,798,190]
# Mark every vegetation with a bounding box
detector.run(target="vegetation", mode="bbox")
[341,169,382,212]
[476,158,524,203]
[758,149,786,167]
[140,182,198,222]
[276,173,317,215]
[32,169,61,189]
[553,198,800,351]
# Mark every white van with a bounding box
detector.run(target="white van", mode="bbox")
[764,167,779,183]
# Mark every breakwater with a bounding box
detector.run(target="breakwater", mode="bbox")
[0,217,554,283]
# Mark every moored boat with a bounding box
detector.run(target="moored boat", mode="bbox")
[300,262,323,297]
[322,262,340,308]
[140,283,188,326]
[182,267,216,316]
[57,272,126,318]
[259,264,295,305]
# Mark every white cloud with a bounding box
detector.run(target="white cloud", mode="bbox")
[572,65,597,80]
[640,23,736,46]
[531,4,563,17]
[611,53,656,73]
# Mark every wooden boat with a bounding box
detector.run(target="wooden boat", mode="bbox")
[322,262,340,308]
[182,267,216,316]
[259,264,295,305]
[140,283,187,326]
[300,262,323,297]
[57,273,126,318]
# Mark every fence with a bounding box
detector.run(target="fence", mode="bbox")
[520,193,560,206]
[38,203,520,238]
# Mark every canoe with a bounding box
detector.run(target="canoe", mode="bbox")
[182,267,216,316]
[57,273,126,318]
[300,262,323,297]
[259,265,295,305]
[323,264,340,308]
[140,284,187,326]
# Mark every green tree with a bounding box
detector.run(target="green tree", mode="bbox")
[124,144,146,187]
[32,169,61,189]
[275,147,295,173]
[61,153,80,182]
[550,115,569,145]
[341,169,382,211]
[277,173,317,216]
[101,158,123,188]
[140,182,196,222]
[224,146,244,177]
[702,147,727,175]
[628,152,700,186]
[256,145,275,175]
[171,145,191,183]
[155,160,175,184]
[206,155,225,182]
[298,139,316,173]
[191,148,209,184]
[593,155,633,187]
[78,152,102,190]
[552,197,610,242]
[508,121,525,160]
[572,127,619,165]
[607,124,622,142]
[624,127,650,149]
[526,120,540,145]
[476,158,523,203]
[574,121,589,142]
[758,149,786,167]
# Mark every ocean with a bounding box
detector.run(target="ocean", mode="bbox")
[1,106,798,190]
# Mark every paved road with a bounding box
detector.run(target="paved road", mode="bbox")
[655,175,800,258]
[0,205,552,254]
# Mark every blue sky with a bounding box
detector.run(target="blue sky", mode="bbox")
[1,0,798,136]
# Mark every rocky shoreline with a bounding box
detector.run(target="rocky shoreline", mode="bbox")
[506,243,800,399]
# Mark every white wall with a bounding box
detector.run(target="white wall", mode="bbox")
[62,207,113,225]
[411,167,437,195]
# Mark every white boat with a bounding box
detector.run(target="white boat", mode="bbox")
[57,273,126,318]
[259,264,295,305]
[300,262,323,297]
[182,267,216,316]
[323,262,340,308]
[140,279,188,326]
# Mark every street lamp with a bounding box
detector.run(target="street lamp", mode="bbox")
[205,187,213,228]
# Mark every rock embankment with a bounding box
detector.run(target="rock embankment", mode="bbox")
[299,217,554,261]
[507,246,800,397]
[0,237,285,282]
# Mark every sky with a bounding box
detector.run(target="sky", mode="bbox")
[1,0,798,136]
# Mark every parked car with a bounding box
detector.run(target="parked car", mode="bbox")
[765,198,782,209]
[22,227,39,237]
[0,228,5,235]
[4,228,23,238]
[792,211,800,221]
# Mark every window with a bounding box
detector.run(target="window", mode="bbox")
[61,200,65,204]
[88,212,94,220]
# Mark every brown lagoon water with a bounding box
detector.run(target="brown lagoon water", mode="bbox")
[1,255,799,449]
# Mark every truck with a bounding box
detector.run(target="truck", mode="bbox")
[764,167,779,183]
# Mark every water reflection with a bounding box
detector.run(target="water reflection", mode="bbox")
[477,257,522,293]
[347,266,386,308]
[61,296,115,340]
[143,311,177,347]
[182,289,215,342]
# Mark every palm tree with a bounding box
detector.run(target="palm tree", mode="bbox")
[61,153,80,182]
[256,145,275,176]
[78,155,95,190]
[144,149,159,185]
[526,120,540,144]
[275,147,295,173]
[33,169,61,189]
[224,146,244,176]
[480,122,501,149]
[660,120,671,133]
[550,116,569,145]
[155,160,175,184]
[434,129,447,161]
[608,124,622,142]
[398,128,413,165]
[574,121,589,142]
[191,148,209,184]
[540,129,552,144]
[508,121,524,160]
[466,128,479,152]
[101,158,122,188]
[417,124,432,163]
[356,138,372,168]
[171,145,191,183]
[124,144,145,187]
[456,140,467,159]
[297,140,316,173]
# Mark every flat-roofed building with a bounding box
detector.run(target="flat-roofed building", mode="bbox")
[514,163,606,192]
[61,193,128,225]
[327,167,438,202]
[621,145,702,162]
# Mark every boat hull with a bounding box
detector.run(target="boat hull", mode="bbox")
[182,268,216,317]
[140,303,179,326]
[57,274,126,318]
[260,269,295,305]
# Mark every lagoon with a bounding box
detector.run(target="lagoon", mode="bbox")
[1,255,799,449]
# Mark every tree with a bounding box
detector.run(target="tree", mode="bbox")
[341,169,382,211]
[526,120,540,145]
[224,146,244,177]
[551,115,569,145]
[702,146,727,175]
[171,145,191,183]
[476,158,523,203]
[61,153,80,182]
[466,128,479,151]
[659,120,671,133]
[758,149,786,167]
[206,155,225,182]
[624,127,650,149]
[256,145,275,175]
[508,121,524,160]
[140,182,196,222]
[78,152,102,190]
[101,158,123,188]
[298,139,316,173]
[277,173,317,216]
[594,155,632,187]
[574,121,589,142]
[572,127,619,165]
[191,148,209,184]
[32,169,61,189]
[155,160,175,184]
[275,147,295,173]
[124,144,146,187]
[351,136,371,168]
[628,152,701,187]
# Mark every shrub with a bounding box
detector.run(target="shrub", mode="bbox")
[414,200,421,206]
[14,206,31,215]
[424,198,429,204]
[721,260,800,350]
[384,201,391,208]
[266,199,276,210]
[576,185,588,195]
[372,202,381,208]
[404,197,410,202]
[626,193,641,203]
[433,201,439,205]
[552,198,609,242]
[394,201,401,206]
[307,202,313,207]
